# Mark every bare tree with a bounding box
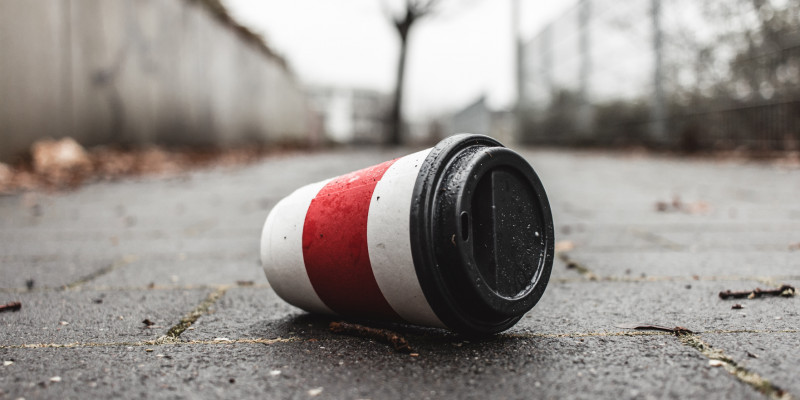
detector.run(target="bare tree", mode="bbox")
[385,0,441,146]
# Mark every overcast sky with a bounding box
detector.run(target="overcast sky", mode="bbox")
[225,0,577,119]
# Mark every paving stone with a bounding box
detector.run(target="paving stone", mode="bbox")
[174,278,800,341]
[656,231,800,252]
[0,335,762,400]
[1,240,127,265]
[182,287,300,341]
[1,231,262,290]
[0,288,211,346]
[701,332,800,396]
[89,259,267,289]
[553,226,662,251]
[0,257,118,290]
[559,221,800,234]
[513,279,800,335]
[564,250,800,279]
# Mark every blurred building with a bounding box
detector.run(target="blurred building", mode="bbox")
[307,86,390,144]
[452,96,517,145]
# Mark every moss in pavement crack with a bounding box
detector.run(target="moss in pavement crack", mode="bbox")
[679,334,792,400]
[558,253,598,280]
[161,287,228,342]
[63,255,138,290]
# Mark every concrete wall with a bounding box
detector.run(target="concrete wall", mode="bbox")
[0,0,310,162]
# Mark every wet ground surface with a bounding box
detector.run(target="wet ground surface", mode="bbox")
[1,146,799,399]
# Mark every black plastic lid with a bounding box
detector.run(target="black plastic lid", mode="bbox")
[410,134,554,336]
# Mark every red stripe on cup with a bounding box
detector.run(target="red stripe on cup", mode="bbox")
[302,159,401,320]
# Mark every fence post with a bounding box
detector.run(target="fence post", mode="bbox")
[512,0,523,144]
[650,0,667,146]
[577,0,594,139]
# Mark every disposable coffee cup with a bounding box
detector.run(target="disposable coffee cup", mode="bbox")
[260,134,554,335]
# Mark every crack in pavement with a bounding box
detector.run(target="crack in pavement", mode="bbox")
[156,286,229,344]
[551,275,800,284]
[2,329,797,350]
[4,275,797,294]
[628,228,685,250]
[678,333,794,400]
[0,281,270,294]
[558,252,599,280]
[0,337,298,350]
[61,255,138,290]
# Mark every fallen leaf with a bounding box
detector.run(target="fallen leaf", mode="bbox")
[32,138,90,173]
[0,302,21,313]
[709,360,725,367]
[555,241,575,253]
[654,196,711,215]
[685,201,710,215]
[615,323,693,335]
[0,163,12,188]
[1,140,296,193]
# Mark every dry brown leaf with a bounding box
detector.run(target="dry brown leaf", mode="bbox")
[555,240,575,253]
[32,137,91,173]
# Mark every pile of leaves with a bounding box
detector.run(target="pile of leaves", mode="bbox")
[0,137,296,193]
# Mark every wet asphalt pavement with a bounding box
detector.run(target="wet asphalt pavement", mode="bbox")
[1,146,799,399]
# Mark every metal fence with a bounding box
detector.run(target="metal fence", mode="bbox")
[519,0,800,151]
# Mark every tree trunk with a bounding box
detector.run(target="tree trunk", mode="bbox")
[389,32,409,146]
